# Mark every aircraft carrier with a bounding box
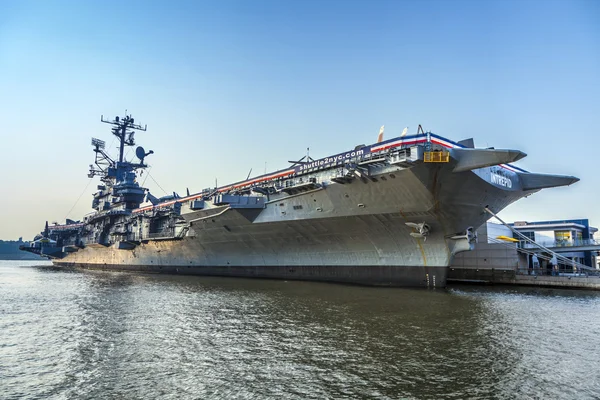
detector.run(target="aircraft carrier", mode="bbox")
[21,114,579,287]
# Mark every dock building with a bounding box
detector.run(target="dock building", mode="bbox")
[510,219,598,269]
[450,218,600,286]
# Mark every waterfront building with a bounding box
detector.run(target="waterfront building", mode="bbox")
[510,219,598,270]
[451,218,600,279]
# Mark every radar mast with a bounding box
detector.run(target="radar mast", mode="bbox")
[87,113,153,212]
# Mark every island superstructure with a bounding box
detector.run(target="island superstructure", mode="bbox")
[22,114,579,287]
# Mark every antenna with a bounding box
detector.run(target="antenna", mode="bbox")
[91,138,105,149]
[135,146,154,165]
[89,137,114,180]
[135,146,146,160]
[101,114,147,163]
[288,148,315,167]
[246,168,253,180]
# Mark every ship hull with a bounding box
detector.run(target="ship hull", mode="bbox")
[50,162,534,288]
[52,212,454,287]
[55,261,447,287]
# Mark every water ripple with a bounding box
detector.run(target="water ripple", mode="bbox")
[1,261,599,399]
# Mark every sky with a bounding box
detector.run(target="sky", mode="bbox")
[0,0,598,240]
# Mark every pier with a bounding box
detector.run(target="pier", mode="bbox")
[448,267,600,290]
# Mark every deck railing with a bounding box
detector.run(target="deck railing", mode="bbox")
[520,238,600,249]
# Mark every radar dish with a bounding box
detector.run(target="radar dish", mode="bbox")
[136,146,146,160]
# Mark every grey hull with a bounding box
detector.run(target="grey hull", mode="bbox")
[54,262,448,288]
[50,162,530,287]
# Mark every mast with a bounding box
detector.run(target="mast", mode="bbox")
[100,114,147,163]
[88,113,152,211]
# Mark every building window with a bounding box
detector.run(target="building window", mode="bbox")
[520,231,535,241]
[555,231,571,244]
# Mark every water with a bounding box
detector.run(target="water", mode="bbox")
[1,260,600,400]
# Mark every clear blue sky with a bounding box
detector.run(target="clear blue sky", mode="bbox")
[0,0,598,239]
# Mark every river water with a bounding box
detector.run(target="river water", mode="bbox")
[1,260,599,399]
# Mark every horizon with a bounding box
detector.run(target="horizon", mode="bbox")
[1,0,598,239]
